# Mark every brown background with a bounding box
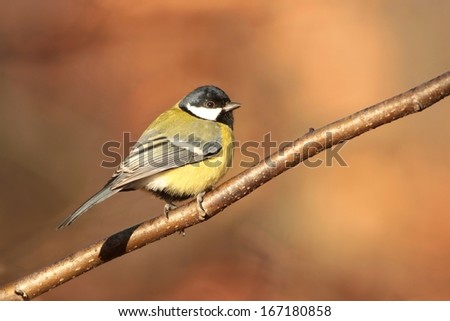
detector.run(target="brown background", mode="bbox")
[1,1,449,300]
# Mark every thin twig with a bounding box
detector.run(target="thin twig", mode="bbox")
[1,71,449,300]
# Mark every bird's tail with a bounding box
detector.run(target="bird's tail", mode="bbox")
[57,187,119,229]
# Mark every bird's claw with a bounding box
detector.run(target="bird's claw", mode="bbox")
[196,191,208,220]
[164,202,177,218]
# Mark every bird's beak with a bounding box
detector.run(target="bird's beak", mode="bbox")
[223,102,241,112]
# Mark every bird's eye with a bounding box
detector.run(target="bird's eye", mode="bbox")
[205,101,215,108]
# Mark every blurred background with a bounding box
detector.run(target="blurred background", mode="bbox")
[1,1,449,300]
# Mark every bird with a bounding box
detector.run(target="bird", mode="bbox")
[57,85,240,229]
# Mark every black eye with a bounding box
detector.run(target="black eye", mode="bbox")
[205,101,215,108]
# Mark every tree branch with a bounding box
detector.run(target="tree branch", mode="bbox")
[1,71,449,301]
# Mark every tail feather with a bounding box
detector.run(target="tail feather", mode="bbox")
[57,187,119,229]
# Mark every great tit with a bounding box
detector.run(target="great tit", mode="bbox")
[58,85,240,228]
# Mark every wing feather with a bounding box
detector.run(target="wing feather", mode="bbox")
[108,129,222,190]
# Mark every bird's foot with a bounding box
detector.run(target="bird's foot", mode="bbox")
[196,191,208,220]
[164,202,177,218]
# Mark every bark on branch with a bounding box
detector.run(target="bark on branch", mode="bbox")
[1,71,449,300]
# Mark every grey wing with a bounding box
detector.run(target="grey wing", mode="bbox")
[108,131,222,190]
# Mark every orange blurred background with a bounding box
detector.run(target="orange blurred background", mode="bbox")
[1,1,449,300]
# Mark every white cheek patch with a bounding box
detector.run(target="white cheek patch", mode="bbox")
[186,103,222,120]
